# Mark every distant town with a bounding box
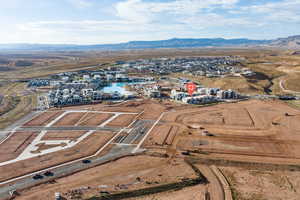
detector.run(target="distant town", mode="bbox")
[27,56,299,110]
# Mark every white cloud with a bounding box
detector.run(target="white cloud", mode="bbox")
[115,0,239,23]
[241,0,300,23]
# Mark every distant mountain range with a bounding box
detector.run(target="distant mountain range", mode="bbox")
[0,35,300,51]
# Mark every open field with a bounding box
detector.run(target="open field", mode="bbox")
[77,113,113,126]
[144,99,300,163]
[53,112,87,126]
[221,166,300,200]
[13,156,200,200]
[0,94,37,129]
[145,125,180,146]
[287,100,300,109]
[0,82,37,129]
[0,132,38,162]
[41,131,87,140]
[284,73,300,92]
[106,114,138,127]
[24,111,63,126]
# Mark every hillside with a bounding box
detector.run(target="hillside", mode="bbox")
[270,35,300,49]
[1,35,300,51]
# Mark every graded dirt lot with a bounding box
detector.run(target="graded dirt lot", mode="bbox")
[221,165,300,200]
[14,156,199,200]
[23,111,63,126]
[145,125,180,146]
[0,132,37,162]
[145,99,300,163]
[53,112,86,126]
[41,131,86,140]
[106,114,137,127]
[77,113,113,126]
[0,131,114,182]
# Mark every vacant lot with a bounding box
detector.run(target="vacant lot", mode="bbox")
[24,111,63,126]
[77,113,113,126]
[0,132,38,162]
[53,112,86,126]
[221,166,300,200]
[41,131,87,140]
[106,114,137,127]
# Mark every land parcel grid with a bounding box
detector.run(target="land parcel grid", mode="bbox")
[0,130,114,182]
[0,132,38,162]
[23,111,63,126]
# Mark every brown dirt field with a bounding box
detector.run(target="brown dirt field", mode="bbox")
[165,126,178,145]
[15,156,198,200]
[106,114,137,127]
[223,107,254,127]
[144,124,180,147]
[41,131,86,140]
[53,112,86,126]
[0,132,37,162]
[0,131,114,182]
[77,113,113,126]
[146,99,300,164]
[31,143,66,154]
[24,111,63,126]
[221,166,300,200]
[62,101,143,114]
[146,125,172,146]
[177,137,290,157]
[139,102,167,120]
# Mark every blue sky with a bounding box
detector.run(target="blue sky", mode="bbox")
[0,0,300,44]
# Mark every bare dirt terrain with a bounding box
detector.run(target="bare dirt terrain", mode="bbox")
[77,113,113,126]
[153,100,300,161]
[53,112,86,126]
[3,99,300,200]
[106,114,137,127]
[24,111,63,126]
[221,166,300,200]
[41,131,87,140]
[14,156,199,200]
[0,132,38,162]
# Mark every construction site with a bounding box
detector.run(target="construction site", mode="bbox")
[1,98,300,200]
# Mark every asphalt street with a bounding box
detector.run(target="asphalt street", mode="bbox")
[16,126,122,132]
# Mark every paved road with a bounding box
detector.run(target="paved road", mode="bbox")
[120,120,151,144]
[0,145,136,200]
[14,126,122,132]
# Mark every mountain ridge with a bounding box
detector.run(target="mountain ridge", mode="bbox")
[0,35,299,51]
